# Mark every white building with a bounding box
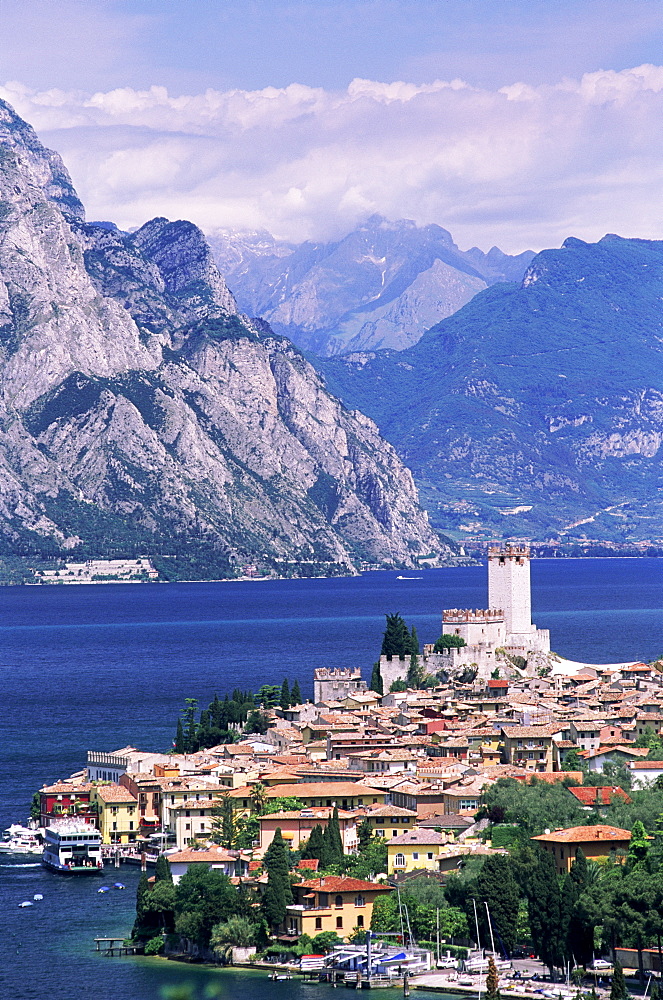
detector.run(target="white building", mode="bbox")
[487,544,550,653]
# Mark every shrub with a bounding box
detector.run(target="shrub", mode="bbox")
[144,934,165,956]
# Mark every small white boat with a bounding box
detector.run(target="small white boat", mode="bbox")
[33,893,43,900]
[18,901,33,907]
[0,825,43,854]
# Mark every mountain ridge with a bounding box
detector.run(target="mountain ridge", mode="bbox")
[0,98,448,579]
[207,216,535,356]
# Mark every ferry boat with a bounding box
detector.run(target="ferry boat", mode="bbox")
[42,820,103,874]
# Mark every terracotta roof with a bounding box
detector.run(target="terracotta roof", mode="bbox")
[167,847,235,863]
[298,876,391,892]
[41,782,94,794]
[629,759,663,769]
[265,782,382,797]
[389,829,449,845]
[568,786,632,806]
[297,858,320,871]
[532,825,631,844]
[93,785,138,803]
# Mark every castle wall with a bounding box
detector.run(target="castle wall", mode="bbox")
[314,668,367,704]
[442,609,505,647]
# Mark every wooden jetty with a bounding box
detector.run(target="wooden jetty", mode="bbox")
[94,937,142,957]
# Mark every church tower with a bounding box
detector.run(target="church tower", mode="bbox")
[488,543,532,640]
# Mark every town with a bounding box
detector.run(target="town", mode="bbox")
[23,545,663,994]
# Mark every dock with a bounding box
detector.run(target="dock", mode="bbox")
[94,937,142,957]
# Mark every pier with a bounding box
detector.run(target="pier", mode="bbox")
[94,937,142,957]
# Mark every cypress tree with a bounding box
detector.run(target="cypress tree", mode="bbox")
[174,717,185,753]
[381,614,411,659]
[261,829,293,929]
[527,850,564,975]
[370,662,383,695]
[154,854,173,883]
[610,959,628,1000]
[409,626,419,655]
[302,824,326,862]
[475,855,520,955]
[291,679,302,705]
[323,806,344,866]
[280,678,291,710]
[132,871,151,939]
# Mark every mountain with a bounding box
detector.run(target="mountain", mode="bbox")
[207,217,534,356]
[317,235,663,543]
[0,99,447,579]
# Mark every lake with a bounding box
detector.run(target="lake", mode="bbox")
[1,558,661,999]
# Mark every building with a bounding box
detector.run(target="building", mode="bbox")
[487,544,550,652]
[166,846,249,884]
[258,808,358,854]
[357,804,418,840]
[39,781,96,828]
[286,876,392,939]
[87,750,128,783]
[501,725,558,772]
[90,784,139,844]
[387,828,451,874]
[264,782,387,811]
[531,824,632,874]
[314,668,367,705]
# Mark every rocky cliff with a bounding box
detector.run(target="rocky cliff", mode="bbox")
[208,217,534,356]
[0,99,446,578]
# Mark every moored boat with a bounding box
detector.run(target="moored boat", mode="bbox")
[0,824,43,854]
[42,820,103,874]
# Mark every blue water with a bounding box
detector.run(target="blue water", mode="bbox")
[0,559,661,999]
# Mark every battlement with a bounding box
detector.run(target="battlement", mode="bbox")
[488,543,530,561]
[313,667,362,680]
[443,608,504,624]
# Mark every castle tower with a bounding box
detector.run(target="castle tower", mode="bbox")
[488,543,532,639]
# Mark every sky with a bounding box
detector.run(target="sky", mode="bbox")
[1,0,663,252]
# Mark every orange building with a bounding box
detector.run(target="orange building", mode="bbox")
[286,876,391,940]
[531,824,631,874]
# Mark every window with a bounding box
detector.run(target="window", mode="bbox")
[315,917,322,930]
[357,915,364,928]
[427,853,433,860]
[354,895,365,907]
[185,810,190,817]
[335,895,343,908]
[129,822,134,831]
[394,854,406,868]
[336,916,343,929]
[185,823,190,830]
[412,852,419,860]
[392,830,398,837]
[376,829,385,837]
[112,822,117,831]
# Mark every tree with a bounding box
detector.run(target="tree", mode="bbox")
[182,697,199,753]
[627,820,649,868]
[280,678,291,711]
[312,931,343,954]
[211,915,259,950]
[610,958,628,1000]
[486,956,501,1000]
[143,880,176,933]
[250,781,268,814]
[390,679,407,692]
[29,792,41,822]
[323,806,344,867]
[210,792,236,848]
[302,824,327,864]
[407,649,424,688]
[474,855,520,955]
[155,854,173,883]
[527,850,564,975]
[381,614,413,659]
[245,709,269,734]
[410,626,419,655]
[370,662,383,694]
[174,865,239,947]
[357,819,373,851]
[174,717,185,753]
[568,849,595,965]
[343,835,388,880]
[434,634,466,652]
[291,679,302,705]
[261,829,293,929]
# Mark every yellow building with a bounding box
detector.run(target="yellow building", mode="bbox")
[387,828,450,874]
[91,784,139,844]
[286,876,391,940]
[359,805,418,840]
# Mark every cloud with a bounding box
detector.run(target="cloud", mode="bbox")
[2,67,663,253]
